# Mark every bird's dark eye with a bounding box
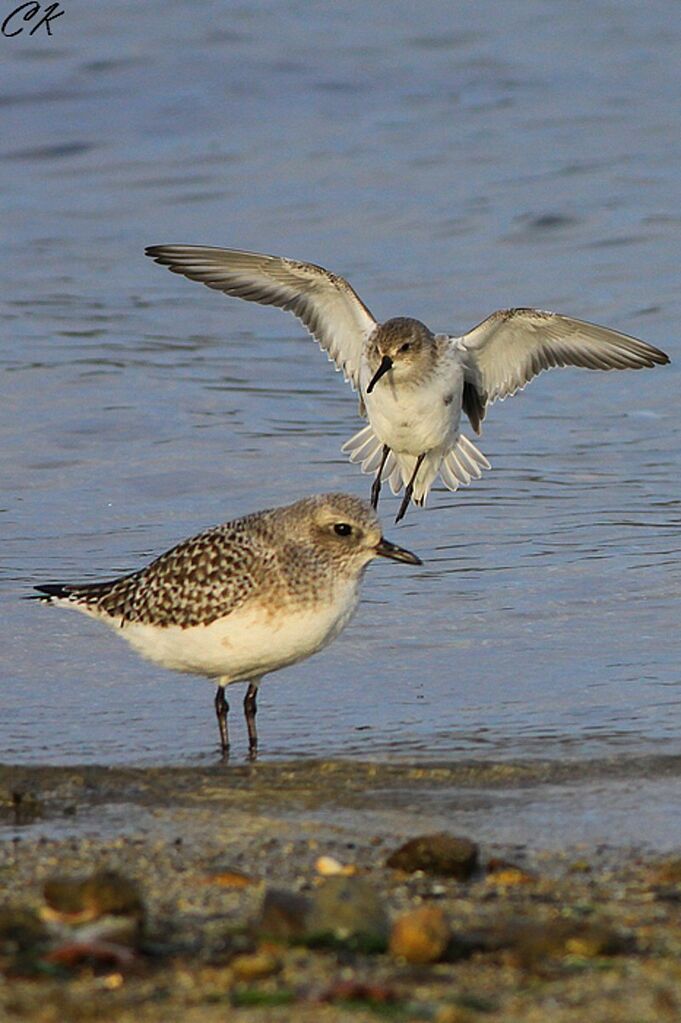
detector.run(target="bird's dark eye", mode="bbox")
[334,523,353,537]
[400,342,411,353]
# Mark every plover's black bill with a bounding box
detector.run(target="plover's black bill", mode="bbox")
[375,537,422,565]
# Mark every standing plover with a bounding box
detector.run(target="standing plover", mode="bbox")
[146,245,670,521]
[34,494,421,756]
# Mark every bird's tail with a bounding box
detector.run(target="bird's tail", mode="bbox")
[341,424,397,480]
[31,578,133,623]
[33,580,118,602]
[342,425,490,505]
[438,434,491,493]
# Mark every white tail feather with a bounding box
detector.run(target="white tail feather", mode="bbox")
[342,425,490,506]
[342,424,393,479]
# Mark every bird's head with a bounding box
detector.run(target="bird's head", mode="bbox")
[365,318,436,392]
[281,494,422,574]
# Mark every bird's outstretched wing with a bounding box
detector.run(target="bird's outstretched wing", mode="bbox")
[455,308,669,432]
[146,245,378,391]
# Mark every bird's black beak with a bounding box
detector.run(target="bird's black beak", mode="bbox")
[375,537,422,565]
[366,354,393,394]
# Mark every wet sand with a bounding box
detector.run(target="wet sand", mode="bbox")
[3,757,681,1021]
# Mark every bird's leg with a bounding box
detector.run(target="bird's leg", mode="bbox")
[215,686,229,757]
[395,453,427,524]
[370,445,391,509]
[244,683,258,760]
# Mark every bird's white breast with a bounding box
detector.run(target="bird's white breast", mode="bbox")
[88,578,362,684]
[362,357,464,456]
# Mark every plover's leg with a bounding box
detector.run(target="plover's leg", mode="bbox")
[215,685,230,755]
[244,682,259,758]
[370,445,391,510]
[395,453,426,524]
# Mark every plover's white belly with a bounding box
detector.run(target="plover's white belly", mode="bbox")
[117,581,361,683]
[365,377,462,456]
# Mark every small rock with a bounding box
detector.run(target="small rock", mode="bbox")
[83,870,144,919]
[497,919,628,967]
[485,859,536,887]
[231,948,281,981]
[386,834,479,879]
[257,888,312,941]
[43,870,144,924]
[42,878,87,918]
[307,876,389,948]
[315,855,356,877]
[200,869,257,888]
[389,905,451,964]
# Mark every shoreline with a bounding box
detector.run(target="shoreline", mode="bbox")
[4,753,681,850]
[3,758,681,1021]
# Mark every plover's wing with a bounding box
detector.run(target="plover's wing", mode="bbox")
[36,521,275,628]
[146,245,378,390]
[455,308,669,432]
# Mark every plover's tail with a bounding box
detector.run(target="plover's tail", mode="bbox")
[342,425,490,506]
[34,580,117,603]
[33,583,78,602]
[32,577,134,622]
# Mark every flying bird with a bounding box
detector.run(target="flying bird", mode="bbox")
[146,245,670,521]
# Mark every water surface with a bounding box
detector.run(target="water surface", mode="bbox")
[1,1,679,774]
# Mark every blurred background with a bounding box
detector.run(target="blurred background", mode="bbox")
[1,0,679,765]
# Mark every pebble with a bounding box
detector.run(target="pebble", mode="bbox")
[495,919,627,967]
[315,855,356,877]
[386,834,479,879]
[199,869,257,888]
[43,870,144,923]
[485,860,536,887]
[307,876,389,946]
[389,905,451,964]
[231,948,281,981]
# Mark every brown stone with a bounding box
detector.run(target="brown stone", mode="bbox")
[231,949,281,981]
[495,919,628,967]
[386,833,479,879]
[43,870,144,923]
[200,869,257,888]
[389,905,451,964]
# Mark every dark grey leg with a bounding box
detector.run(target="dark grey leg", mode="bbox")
[244,683,258,759]
[370,445,391,509]
[215,686,229,756]
[395,452,426,524]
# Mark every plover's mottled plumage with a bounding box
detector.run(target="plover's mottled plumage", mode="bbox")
[34,493,421,756]
[146,244,670,521]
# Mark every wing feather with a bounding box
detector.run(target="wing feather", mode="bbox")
[146,245,378,390]
[457,308,669,412]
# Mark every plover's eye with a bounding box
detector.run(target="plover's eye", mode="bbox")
[333,522,353,537]
[400,342,411,353]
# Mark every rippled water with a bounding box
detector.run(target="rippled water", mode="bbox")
[1,0,680,767]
